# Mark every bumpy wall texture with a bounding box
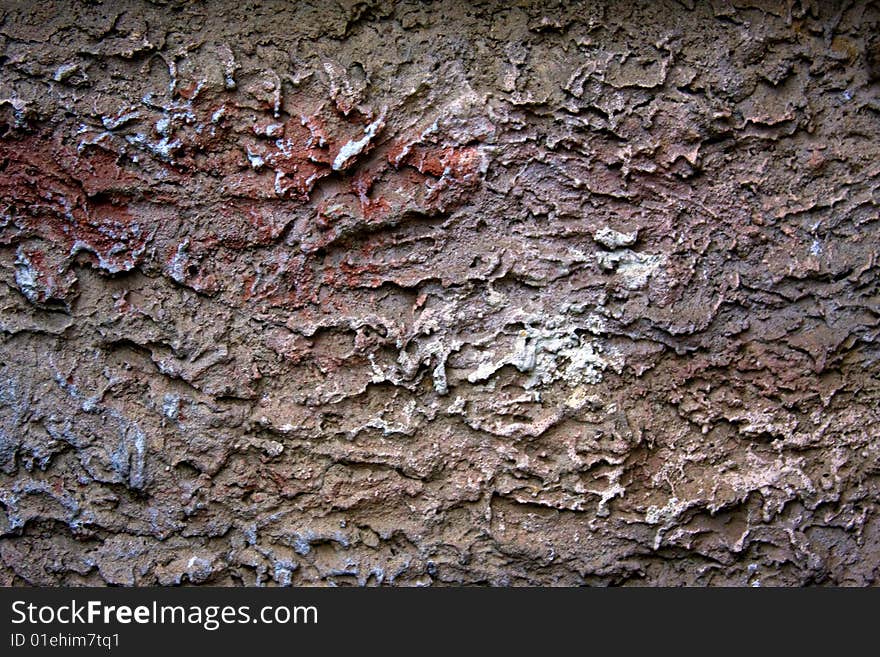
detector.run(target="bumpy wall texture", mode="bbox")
[1,0,879,586]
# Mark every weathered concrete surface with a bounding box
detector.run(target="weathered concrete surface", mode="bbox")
[1,0,879,586]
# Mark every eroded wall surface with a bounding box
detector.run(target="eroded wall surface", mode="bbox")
[1,0,879,585]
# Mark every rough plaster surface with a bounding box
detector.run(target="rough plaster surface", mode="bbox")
[1,0,879,586]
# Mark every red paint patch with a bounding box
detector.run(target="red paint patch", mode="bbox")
[0,133,152,273]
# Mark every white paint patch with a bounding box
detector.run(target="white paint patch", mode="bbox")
[594,226,638,249]
[467,314,623,389]
[246,150,265,170]
[332,109,386,171]
[596,249,665,290]
[167,240,189,283]
[13,249,40,303]
[162,393,180,420]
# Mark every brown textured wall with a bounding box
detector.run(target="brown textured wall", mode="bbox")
[1,0,879,586]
